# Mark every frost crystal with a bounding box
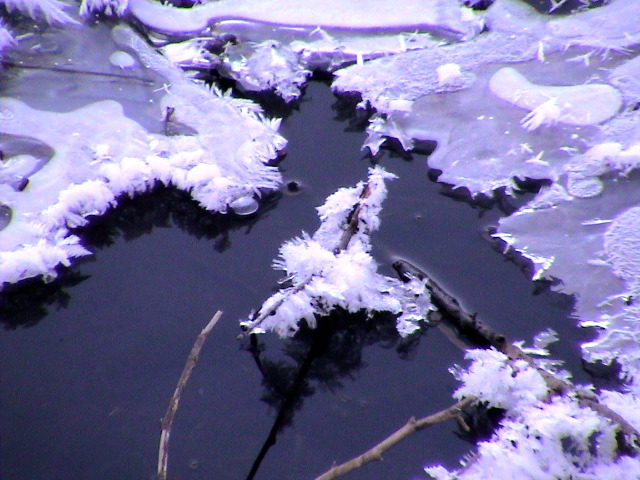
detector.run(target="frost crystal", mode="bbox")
[452,349,549,411]
[426,395,635,480]
[220,41,311,102]
[429,345,640,480]
[79,0,129,16]
[241,166,433,337]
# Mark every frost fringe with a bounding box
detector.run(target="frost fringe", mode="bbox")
[241,166,433,337]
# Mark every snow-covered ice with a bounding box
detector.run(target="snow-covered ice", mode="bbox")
[0,23,285,285]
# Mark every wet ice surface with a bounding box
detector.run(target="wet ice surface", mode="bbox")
[329,0,640,396]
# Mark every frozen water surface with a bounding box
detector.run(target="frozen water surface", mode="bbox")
[2,0,640,479]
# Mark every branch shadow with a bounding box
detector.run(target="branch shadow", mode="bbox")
[240,308,430,480]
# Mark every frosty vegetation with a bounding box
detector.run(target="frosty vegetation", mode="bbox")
[2,0,640,479]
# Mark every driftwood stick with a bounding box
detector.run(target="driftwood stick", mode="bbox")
[393,258,640,448]
[158,310,223,480]
[394,259,568,391]
[313,397,476,480]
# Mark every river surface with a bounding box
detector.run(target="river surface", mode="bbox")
[0,18,595,480]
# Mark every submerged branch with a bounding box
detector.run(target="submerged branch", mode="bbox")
[245,318,337,480]
[393,259,640,450]
[158,310,223,480]
[313,396,476,480]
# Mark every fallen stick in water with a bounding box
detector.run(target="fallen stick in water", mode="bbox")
[158,310,223,480]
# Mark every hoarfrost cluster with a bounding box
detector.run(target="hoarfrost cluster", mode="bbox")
[428,348,640,479]
[2,0,640,479]
[241,167,433,337]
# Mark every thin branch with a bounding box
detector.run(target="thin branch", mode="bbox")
[158,310,223,480]
[393,260,504,347]
[313,396,477,480]
[335,183,372,252]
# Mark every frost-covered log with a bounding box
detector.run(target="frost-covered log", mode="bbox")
[241,166,433,337]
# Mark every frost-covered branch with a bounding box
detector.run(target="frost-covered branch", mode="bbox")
[241,166,433,337]
[393,259,640,479]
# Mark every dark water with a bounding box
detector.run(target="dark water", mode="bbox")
[0,14,595,480]
[0,80,592,480]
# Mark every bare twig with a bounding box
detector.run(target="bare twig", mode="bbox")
[158,310,223,480]
[313,397,477,480]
